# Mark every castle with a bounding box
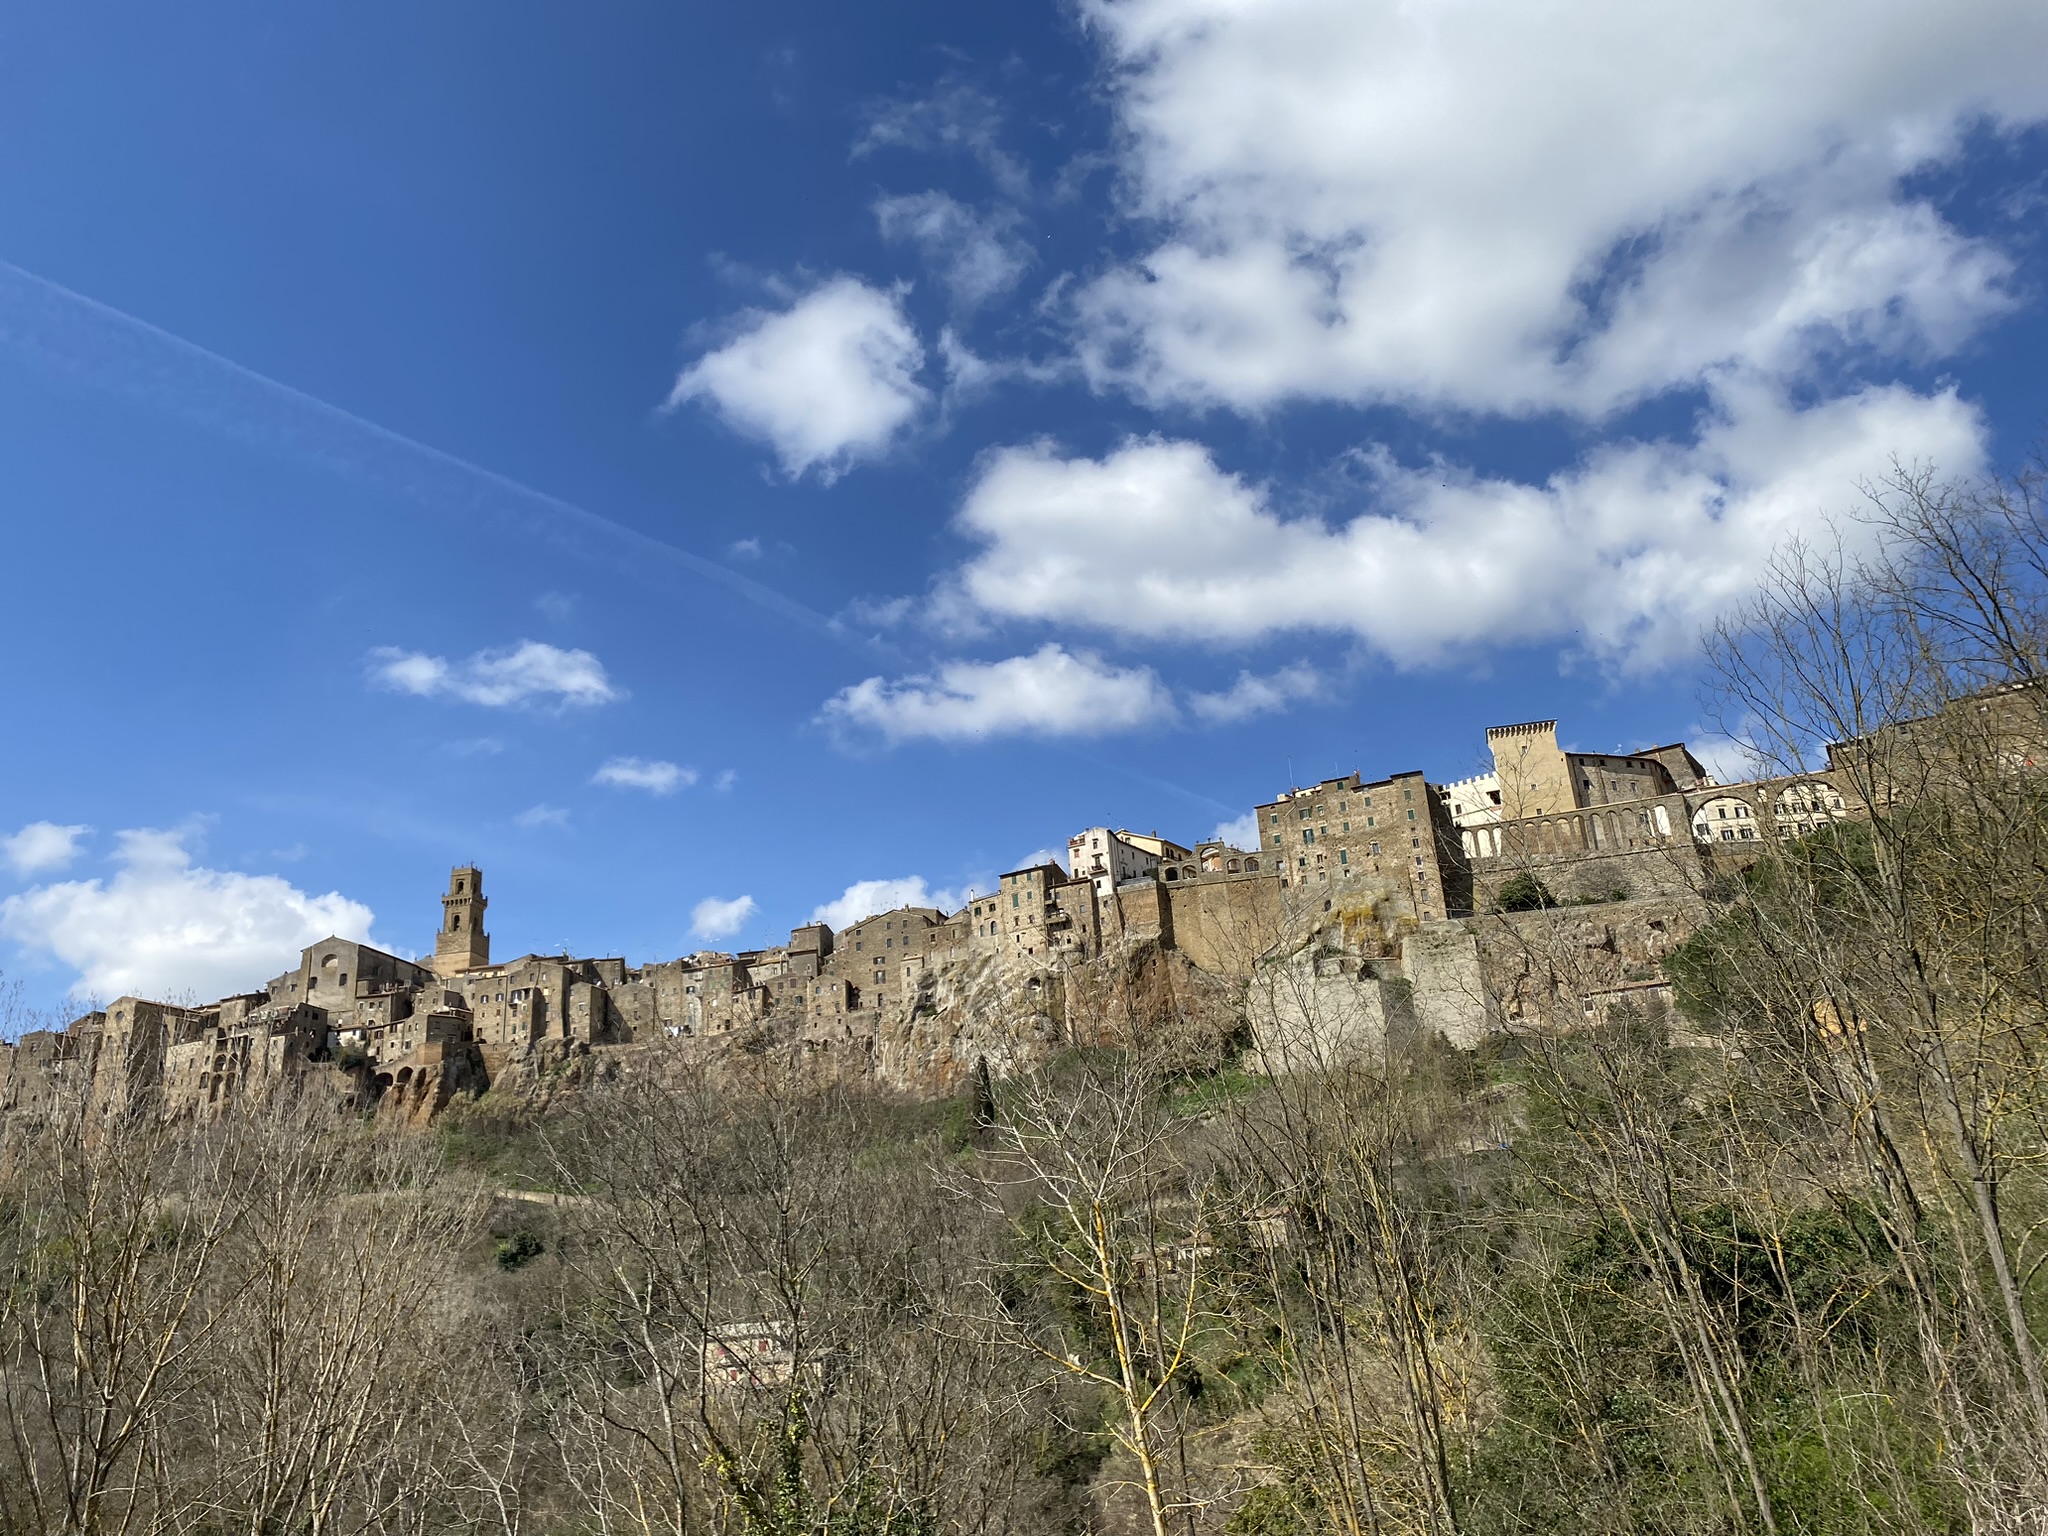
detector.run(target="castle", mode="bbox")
[0,712,1865,1122]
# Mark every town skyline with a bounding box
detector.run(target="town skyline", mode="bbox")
[5,1,2046,1019]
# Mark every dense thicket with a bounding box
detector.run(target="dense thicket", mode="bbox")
[3,463,2045,1535]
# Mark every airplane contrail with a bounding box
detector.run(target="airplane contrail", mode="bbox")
[0,256,1240,820]
[0,257,884,655]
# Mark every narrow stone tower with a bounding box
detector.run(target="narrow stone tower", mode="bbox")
[433,865,490,976]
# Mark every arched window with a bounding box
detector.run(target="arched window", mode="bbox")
[1244,857,1258,871]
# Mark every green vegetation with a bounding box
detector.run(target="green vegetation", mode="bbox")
[1494,870,1555,910]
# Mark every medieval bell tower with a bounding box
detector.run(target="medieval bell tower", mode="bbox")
[434,865,490,976]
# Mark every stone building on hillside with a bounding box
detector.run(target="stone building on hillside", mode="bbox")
[433,865,490,977]
[1456,717,1861,903]
[1068,828,1192,905]
[1253,770,1472,921]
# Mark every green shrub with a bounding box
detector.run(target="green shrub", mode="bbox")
[1497,872,1556,911]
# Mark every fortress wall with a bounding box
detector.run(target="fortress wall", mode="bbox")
[1473,895,1704,1026]
[1247,950,1398,1073]
[1163,874,1290,977]
[1474,838,1707,906]
[1401,924,1494,1049]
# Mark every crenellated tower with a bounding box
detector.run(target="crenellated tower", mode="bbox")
[433,865,490,976]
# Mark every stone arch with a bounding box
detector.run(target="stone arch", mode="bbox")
[1691,795,1756,842]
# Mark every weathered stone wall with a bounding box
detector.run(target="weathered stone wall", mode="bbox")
[1246,946,1401,1073]
[1162,872,1291,977]
[1472,895,1705,1026]
[1474,837,1708,907]
[1402,924,1494,1049]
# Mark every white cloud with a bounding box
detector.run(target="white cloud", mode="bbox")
[514,804,571,830]
[820,644,1175,743]
[1188,664,1320,723]
[810,877,969,931]
[691,895,758,941]
[370,641,618,709]
[668,277,928,480]
[944,381,1984,669]
[592,757,695,795]
[1211,812,1260,849]
[713,769,739,792]
[1076,0,2048,416]
[728,537,763,560]
[875,192,1031,308]
[855,79,1031,200]
[1012,848,1069,876]
[0,825,374,1002]
[4,822,90,877]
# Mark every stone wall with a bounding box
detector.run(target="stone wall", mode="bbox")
[1162,871,1292,977]
[1401,925,1493,1049]
[1473,895,1705,1027]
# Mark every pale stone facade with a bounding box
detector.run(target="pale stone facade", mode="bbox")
[1067,827,1191,905]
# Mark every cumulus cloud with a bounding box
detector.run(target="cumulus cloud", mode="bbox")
[875,192,1031,308]
[592,757,695,795]
[0,825,374,1002]
[943,381,1984,669]
[810,877,969,931]
[1212,812,1261,849]
[4,822,90,877]
[820,644,1175,743]
[1075,0,2048,415]
[691,895,758,941]
[668,277,928,480]
[370,641,618,708]
[1188,664,1321,723]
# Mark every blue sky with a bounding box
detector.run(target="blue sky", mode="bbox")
[4,0,2046,1016]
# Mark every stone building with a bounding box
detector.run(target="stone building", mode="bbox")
[433,865,490,977]
[1067,828,1191,905]
[1253,770,1472,920]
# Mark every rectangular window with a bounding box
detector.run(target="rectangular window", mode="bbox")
[1339,850,1348,865]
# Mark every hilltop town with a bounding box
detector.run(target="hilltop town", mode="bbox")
[0,713,1861,1124]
